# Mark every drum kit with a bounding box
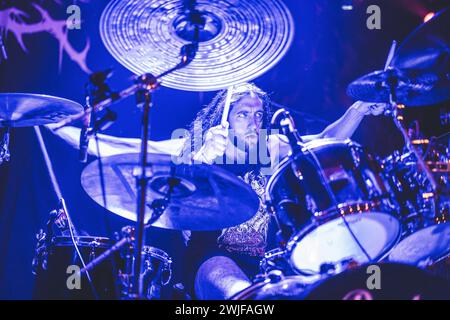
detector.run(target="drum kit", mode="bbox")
[0,1,449,299]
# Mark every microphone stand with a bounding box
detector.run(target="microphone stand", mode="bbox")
[130,42,198,298]
[62,28,199,298]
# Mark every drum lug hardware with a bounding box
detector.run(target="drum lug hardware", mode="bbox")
[351,147,361,167]
[267,270,284,283]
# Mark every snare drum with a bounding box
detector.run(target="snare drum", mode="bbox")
[140,246,173,299]
[266,139,402,275]
[33,236,173,300]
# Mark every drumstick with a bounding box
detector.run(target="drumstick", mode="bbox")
[221,86,234,127]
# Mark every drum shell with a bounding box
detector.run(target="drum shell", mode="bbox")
[266,140,402,275]
[266,139,394,232]
[32,236,119,300]
[32,236,174,300]
[140,246,173,299]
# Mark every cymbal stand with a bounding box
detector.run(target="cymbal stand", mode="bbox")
[0,127,10,165]
[385,69,440,217]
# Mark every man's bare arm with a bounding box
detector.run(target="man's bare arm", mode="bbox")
[312,101,386,141]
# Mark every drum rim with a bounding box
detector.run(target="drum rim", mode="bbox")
[229,278,272,300]
[229,275,309,300]
[51,236,112,247]
[286,211,403,275]
[142,245,173,264]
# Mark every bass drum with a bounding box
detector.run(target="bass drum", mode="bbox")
[231,263,450,300]
[266,139,401,276]
[304,263,450,300]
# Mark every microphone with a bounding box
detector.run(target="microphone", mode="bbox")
[0,34,8,62]
[79,69,115,163]
[271,108,304,151]
[79,106,92,163]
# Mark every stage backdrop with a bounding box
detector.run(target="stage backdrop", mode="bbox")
[0,0,448,298]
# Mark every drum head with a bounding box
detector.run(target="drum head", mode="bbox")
[290,212,401,274]
[389,222,450,266]
[304,263,450,300]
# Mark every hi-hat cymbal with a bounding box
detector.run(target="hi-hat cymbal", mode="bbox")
[0,93,83,127]
[81,153,260,231]
[99,0,294,91]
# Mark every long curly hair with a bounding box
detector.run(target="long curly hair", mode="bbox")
[181,83,272,158]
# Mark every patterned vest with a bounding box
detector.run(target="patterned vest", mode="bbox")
[217,170,271,257]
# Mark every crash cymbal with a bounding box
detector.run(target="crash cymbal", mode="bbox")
[99,0,294,91]
[392,7,449,72]
[346,68,441,106]
[0,93,83,127]
[81,153,260,231]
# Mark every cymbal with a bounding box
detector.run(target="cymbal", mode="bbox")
[81,153,260,231]
[99,0,294,91]
[348,7,450,106]
[0,93,83,127]
[392,7,449,72]
[391,7,450,106]
[346,68,442,106]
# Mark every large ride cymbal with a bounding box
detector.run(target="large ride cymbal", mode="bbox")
[0,93,83,127]
[81,153,260,231]
[99,0,294,91]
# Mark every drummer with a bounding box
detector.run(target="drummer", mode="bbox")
[47,82,386,299]
[182,82,386,299]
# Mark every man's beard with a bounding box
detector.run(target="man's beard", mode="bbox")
[232,135,260,165]
[234,135,258,152]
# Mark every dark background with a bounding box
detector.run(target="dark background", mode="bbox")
[0,0,449,299]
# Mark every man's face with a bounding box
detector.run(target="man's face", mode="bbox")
[228,94,264,151]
